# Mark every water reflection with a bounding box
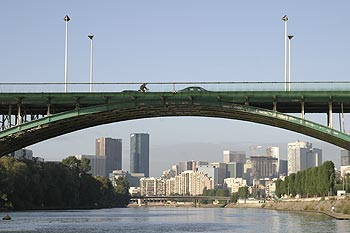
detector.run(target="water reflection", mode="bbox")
[1,207,349,233]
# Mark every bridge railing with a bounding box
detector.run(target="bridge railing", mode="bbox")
[1,82,350,93]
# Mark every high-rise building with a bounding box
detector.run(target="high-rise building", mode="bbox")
[227,162,244,178]
[178,161,193,173]
[10,148,33,160]
[288,141,310,174]
[279,160,288,176]
[309,148,322,168]
[244,159,253,186]
[192,161,209,171]
[250,156,278,179]
[266,146,280,173]
[171,165,180,175]
[223,150,246,164]
[96,137,122,176]
[140,177,166,196]
[210,162,227,186]
[75,154,106,177]
[166,171,214,196]
[166,177,176,195]
[287,141,322,175]
[341,150,350,166]
[178,160,208,174]
[197,165,219,186]
[130,133,150,177]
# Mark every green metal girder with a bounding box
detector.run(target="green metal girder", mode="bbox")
[0,93,349,156]
[1,91,350,115]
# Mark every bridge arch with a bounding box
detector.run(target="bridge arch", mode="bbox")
[0,96,349,156]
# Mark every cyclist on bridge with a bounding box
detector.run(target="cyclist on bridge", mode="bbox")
[139,83,149,92]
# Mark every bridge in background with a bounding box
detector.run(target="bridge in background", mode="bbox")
[1,82,350,156]
[130,195,231,206]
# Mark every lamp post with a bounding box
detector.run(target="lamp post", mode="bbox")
[64,15,70,93]
[88,35,94,92]
[288,34,294,91]
[282,15,288,91]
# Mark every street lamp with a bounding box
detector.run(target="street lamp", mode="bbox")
[288,34,294,91]
[282,15,288,91]
[88,35,94,92]
[64,15,70,93]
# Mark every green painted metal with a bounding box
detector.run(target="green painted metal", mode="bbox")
[1,91,350,114]
[0,91,349,156]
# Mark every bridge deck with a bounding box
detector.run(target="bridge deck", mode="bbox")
[0,91,350,114]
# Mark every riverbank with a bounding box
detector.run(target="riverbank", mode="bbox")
[227,197,350,220]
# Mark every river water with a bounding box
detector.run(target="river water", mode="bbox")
[1,207,350,233]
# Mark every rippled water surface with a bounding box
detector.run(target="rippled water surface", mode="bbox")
[1,207,350,232]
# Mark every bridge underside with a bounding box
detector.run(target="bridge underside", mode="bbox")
[0,92,349,156]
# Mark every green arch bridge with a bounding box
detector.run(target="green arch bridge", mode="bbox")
[0,82,350,156]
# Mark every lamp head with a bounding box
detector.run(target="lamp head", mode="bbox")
[88,35,94,40]
[64,15,70,22]
[282,15,288,21]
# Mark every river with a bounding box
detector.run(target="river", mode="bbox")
[1,207,350,232]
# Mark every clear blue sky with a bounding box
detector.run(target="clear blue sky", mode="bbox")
[2,1,350,176]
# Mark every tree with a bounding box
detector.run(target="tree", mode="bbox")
[41,162,68,208]
[114,177,131,207]
[275,161,336,198]
[284,176,289,196]
[202,188,216,196]
[62,156,91,175]
[321,161,335,195]
[0,156,30,209]
[288,173,296,196]
[0,156,131,210]
[114,177,129,195]
[295,171,302,196]
[250,185,261,199]
[305,169,313,197]
[275,179,282,198]
[231,192,239,203]
[216,189,230,197]
[238,186,248,200]
[79,173,101,208]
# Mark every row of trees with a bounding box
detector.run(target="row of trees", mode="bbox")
[201,187,230,204]
[275,161,335,198]
[230,185,265,203]
[0,156,130,210]
[202,187,230,197]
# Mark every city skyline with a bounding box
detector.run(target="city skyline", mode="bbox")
[64,134,340,177]
[11,135,340,181]
[2,1,349,176]
[17,129,346,178]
